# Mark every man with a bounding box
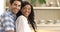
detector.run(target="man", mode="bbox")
[0,0,22,32]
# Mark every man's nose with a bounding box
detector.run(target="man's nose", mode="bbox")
[16,5,19,9]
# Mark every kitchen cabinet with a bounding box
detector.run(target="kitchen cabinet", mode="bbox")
[34,7,60,32]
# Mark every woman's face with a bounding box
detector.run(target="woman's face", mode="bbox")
[21,5,31,18]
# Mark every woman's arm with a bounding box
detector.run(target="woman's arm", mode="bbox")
[16,16,24,32]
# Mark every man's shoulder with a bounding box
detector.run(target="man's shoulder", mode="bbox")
[0,11,10,17]
[1,8,11,16]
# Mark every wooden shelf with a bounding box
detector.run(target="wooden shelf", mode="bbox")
[6,7,60,9]
[37,24,60,30]
[33,7,60,9]
[37,24,60,27]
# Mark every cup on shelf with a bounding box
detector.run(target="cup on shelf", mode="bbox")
[47,20,54,24]
[56,20,60,24]
[40,20,46,24]
[57,0,60,7]
[46,2,54,7]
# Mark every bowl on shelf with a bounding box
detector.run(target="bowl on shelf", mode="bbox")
[47,20,54,24]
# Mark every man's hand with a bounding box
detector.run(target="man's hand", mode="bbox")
[7,30,14,32]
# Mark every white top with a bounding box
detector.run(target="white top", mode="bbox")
[16,15,31,32]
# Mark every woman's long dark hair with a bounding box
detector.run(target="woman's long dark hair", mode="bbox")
[16,1,37,32]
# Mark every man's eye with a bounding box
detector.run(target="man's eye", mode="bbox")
[14,4,17,6]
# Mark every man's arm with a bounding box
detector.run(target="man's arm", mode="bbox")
[6,30,14,32]
[3,16,15,32]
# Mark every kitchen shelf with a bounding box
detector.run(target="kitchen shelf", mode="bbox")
[33,7,60,9]
[36,24,60,30]
[6,7,60,10]
[37,24,60,27]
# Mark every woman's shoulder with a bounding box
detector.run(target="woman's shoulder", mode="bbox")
[17,15,27,20]
[16,15,25,22]
[18,15,25,18]
[16,15,27,23]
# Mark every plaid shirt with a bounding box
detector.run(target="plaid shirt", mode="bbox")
[0,9,16,32]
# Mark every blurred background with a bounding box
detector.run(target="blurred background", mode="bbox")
[6,0,60,32]
[6,0,60,7]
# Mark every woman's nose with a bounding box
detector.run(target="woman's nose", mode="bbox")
[26,9,28,12]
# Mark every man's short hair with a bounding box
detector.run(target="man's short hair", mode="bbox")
[10,0,22,5]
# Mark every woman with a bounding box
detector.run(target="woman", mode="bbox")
[16,1,37,32]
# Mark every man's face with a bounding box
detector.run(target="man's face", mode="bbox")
[11,1,21,14]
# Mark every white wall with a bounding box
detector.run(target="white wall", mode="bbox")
[0,0,5,15]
